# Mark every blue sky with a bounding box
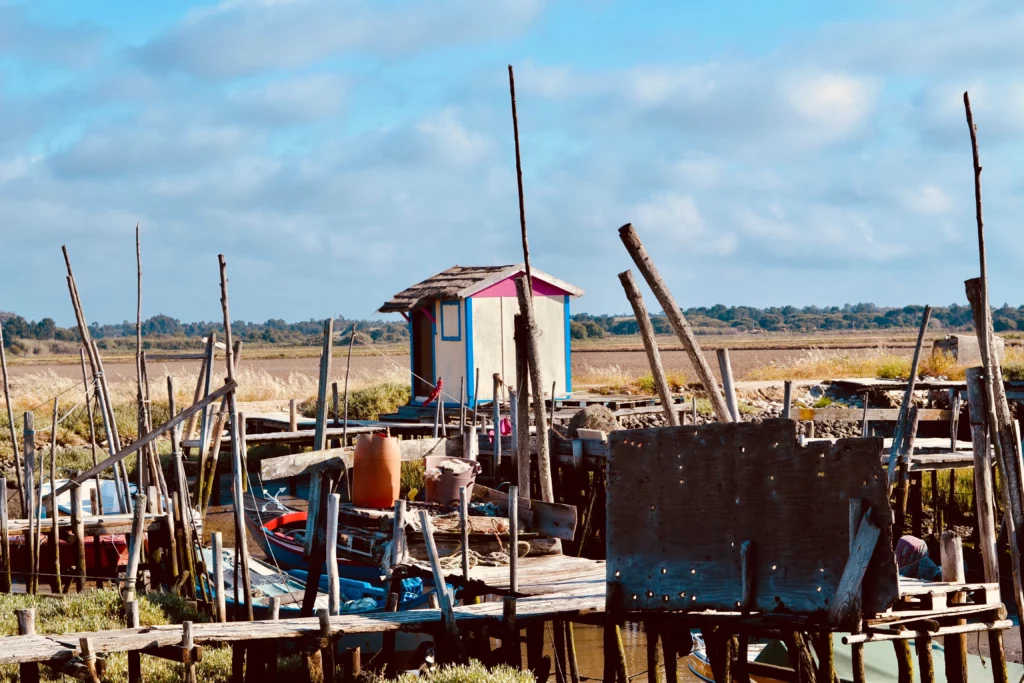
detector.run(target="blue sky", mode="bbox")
[3,0,1024,325]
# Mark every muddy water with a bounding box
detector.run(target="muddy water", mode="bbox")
[544,623,703,682]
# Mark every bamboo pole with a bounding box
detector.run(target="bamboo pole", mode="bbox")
[619,223,733,422]
[618,270,679,427]
[218,254,253,621]
[515,277,554,503]
[0,322,24,516]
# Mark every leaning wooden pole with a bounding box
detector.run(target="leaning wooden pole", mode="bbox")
[47,398,60,594]
[0,322,25,516]
[619,270,679,427]
[507,64,533,295]
[886,305,932,486]
[618,223,733,422]
[218,254,254,621]
[514,276,554,503]
[513,317,531,496]
[79,350,103,515]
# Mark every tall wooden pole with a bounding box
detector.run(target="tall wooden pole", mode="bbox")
[618,224,733,422]
[218,254,253,621]
[619,270,679,427]
[507,65,533,296]
[48,398,60,594]
[513,316,531,496]
[887,305,932,486]
[0,322,24,515]
[79,350,103,515]
[716,349,740,423]
[135,225,150,496]
[515,277,554,503]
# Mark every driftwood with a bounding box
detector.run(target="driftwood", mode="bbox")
[260,438,446,481]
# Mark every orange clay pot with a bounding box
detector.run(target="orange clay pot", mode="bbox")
[352,434,401,509]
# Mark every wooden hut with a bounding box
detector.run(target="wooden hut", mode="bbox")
[379,264,583,406]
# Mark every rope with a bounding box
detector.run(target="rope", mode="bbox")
[354,337,472,408]
[23,379,88,415]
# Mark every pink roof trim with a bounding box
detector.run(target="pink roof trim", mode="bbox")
[471,274,571,298]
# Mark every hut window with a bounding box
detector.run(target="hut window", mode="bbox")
[440,301,462,341]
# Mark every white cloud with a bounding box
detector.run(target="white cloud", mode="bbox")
[900,185,952,215]
[633,193,737,255]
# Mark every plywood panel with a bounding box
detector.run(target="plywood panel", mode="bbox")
[606,419,897,624]
[534,294,567,397]
[469,297,505,402]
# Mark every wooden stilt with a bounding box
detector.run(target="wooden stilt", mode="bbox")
[552,619,568,683]
[70,485,86,592]
[341,646,360,683]
[645,619,663,683]
[988,630,1008,683]
[915,634,935,683]
[503,597,520,668]
[894,638,914,683]
[514,315,531,496]
[123,493,148,603]
[47,398,61,594]
[380,593,400,676]
[126,600,141,683]
[941,532,968,683]
[514,277,554,503]
[0,478,8,593]
[79,637,101,683]
[526,624,544,681]
[0,321,25,516]
[17,609,39,683]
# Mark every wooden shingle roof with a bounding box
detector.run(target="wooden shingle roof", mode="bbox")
[378,264,583,313]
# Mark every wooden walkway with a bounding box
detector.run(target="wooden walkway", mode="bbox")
[0,568,605,667]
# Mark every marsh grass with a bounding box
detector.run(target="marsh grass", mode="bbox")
[573,365,687,396]
[374,661,534,683]
[0,591,245,682]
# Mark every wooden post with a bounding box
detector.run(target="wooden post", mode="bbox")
[966,278,1024,620]
[503,596,519,667]
[692,396,698,425]
[79,350,103,515]
[940,532,968,683]
[782,380,793,420]
[619,223,733,422]
[493,374,503,469]
[861,393,871,437]
[515,277,554,503]
[463,425,479,461]
[319,610,336,682]
[886,306,932,486]
[894,639,914,683]
[507,64,535,296]
[123,493,148,603]
[212,532,226,622]
[219,254,254,621]
[301,472,329,618]
[182,622,198,683]
[460,377,466,431]
[289,399,298,432]
[326,493,341,615]
[894,407,921,535]
[509,485,519,593]
[79,637,101,683]
[47,398,60,594]
[381,593,400,676]
[267,597,281,678]
[0,478,8,593]
[966,368,999,584]
[566,622,582,683]
[716,348,741,422]
[0,322,25,516]
[619,270,680,427]
[304,319,334,557]
[514,315,531,496]
[646,620,663,683]
[915,635,935,683]
[391,499,407,568]
[552,619,568,683]
[849,499,866,683]
[459,485,471,579]
[419,509,465,661]
[16,609,39,683]
[342,647,361,683]
[23,414,35,594]
[70,485,86,592]
[126,600,141,683]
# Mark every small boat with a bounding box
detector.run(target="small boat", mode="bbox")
[40,479,137,516]
[687,633,782,683]
[244,495,385,583]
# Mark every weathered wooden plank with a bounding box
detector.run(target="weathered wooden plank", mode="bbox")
[606,420,898,619]
[791,408,951,423]
[472,485,577,541]
[259,438,446,481]
[828,509,880,625]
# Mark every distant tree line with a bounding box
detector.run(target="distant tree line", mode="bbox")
[570,302,1024,339]
[0,311,409,350]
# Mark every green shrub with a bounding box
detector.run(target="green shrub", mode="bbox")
[376,661,535,683]
[301,382,411,421]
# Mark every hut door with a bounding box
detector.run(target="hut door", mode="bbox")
[411,310,434,399]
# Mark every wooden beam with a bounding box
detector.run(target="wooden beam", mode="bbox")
[260,438,445,481]
[619,223,732,423]
[55,380,237,496]
[828,508,880,626]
